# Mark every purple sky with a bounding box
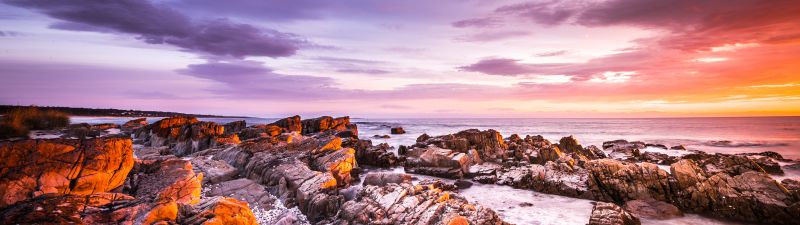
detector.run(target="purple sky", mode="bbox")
[1,0,799,118]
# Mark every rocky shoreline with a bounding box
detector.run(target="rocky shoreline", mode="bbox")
[1,116,798,224]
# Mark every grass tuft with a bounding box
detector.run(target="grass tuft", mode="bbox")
[0,106,70,139]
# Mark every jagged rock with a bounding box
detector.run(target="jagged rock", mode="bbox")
[416,133,431,143]
[623,199,683,220]
[416,129,507,162]
[191,156,238,185]
[123,118,148,130]
[781,179,800,200]
[405,146,474,179]
[301,116,355,135]
[588,202,641,225]
[672,159,799,224]
[363,172,412,186]
[271,115,302,133]
[603,140,642,159]
[224,120,247,135]
[135,146,176,161]
[670,145,686,150]
[206,178,276,208]
[558,135,604,160]
[639,152,677,165]
[682,152,768,176]
[0,137,134,207]
[585,159,672,203]
[0,193,135,224]
[752,156,784,175]
[354,141,399,168]
[390,127,406,134]
[127,159,203,205]
[332,183,507,224]
[311,147,357,186]
[238,124,283,140]
[181,196,258,225]
[529,162,596,199]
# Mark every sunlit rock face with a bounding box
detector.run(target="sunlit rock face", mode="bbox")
[0,137,134,207]
[133,116,240,156]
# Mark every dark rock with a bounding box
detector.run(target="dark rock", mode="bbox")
[623,199,683,220]
[588,202,641,225]
[639,151,677,165]
[123,118,148,130]
[190,156,237,185]
[670,145,686,150]
[301,116,355,135]
[752,156,784,175]
[390,127,406,134]
[645,143,668,149]
[223,120,247,135]
[354,141,399,168]
[362,172,411,186]
[585,159,672,203]
[373,134,390,139]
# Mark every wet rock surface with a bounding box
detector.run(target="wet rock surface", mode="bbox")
[589,202,641,225]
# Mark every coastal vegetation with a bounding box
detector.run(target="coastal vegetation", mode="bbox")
[0,106,69,139]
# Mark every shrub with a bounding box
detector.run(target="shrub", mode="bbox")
[0,107,70,139]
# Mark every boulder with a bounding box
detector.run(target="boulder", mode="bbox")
[391,127,406,134]
[206,178,276,208]
[127,159,203,205]
[123,117,148,130]
[238,124,283,140]
[585,159,672,203]
[223,120,247,135]
[271,115,302,133]
[0,137,134,207]
[363,172,412,186]
[354,141,399,168]
[416,129,507,162]
[670,145,686,150]
[301,116,354,135]
[623,199,683,220]
[558,135,604,159]
[190,157,238,185]
[181,197,259,225]
[588,202,641,225]
[405,146,474,179]
[373,134,390,139]
[752,156,784,175]
[332,183,507,224]
[639,152,677,165]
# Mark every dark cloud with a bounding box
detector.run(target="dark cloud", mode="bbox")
[4,0,304,58]
[0,30,18,37]
[458,58,570,76]
[172,0,328,21]
[452,17,501,28]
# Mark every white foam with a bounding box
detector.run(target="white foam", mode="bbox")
[460,183,594,225]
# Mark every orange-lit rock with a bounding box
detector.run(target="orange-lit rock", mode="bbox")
[129,159,202,205]
[0,137,134,207]
[182,197,258,225]
[271,115,302,133]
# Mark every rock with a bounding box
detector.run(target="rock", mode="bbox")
[585,159,672,203]
[673,162,800,225]
[558,135,604,160]
[390,127,406,134]
[123,117,148,130]
[669,159,706,190]
[354,141,399,168]
[127,159,203,205]
[416,133,431,143]
[206,178,276,208]
[223,120,247,135]
[271,115,302,133]
[301,116,355,135]
[454,179,473,189]
[363,172,412,186]
[0,193,141,224]
[670,145,686,150]
[603,140,642,159]
[190,157,238,185]
[682,152,768,176]
[238,124,283,140]
[331,182,507,224]
[405,146,473,179]
[527,162,596,199]
[752,156,784,175]
[645,143,668,149]
[181,196,259,225]
[0,137,135,207]
[416,129,507,162]
[639,151,677,165]
[310,147,357,186]
[781,179,800,200]
[588,202,641,225]
[373,134,390,139]
[623,199,683,220]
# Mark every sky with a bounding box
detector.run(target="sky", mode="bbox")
[0,0,799,118]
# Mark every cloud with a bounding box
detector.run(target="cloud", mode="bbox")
[0,30,18,37]
[5,0,304,58]
[536,50,568,57]
[458,58,572,76]
[336,69,390,75]
[495,1,583,26]
[454,30,531,42]
[452,17,501,28]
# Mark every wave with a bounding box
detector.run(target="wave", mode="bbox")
[702,140,790,148]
